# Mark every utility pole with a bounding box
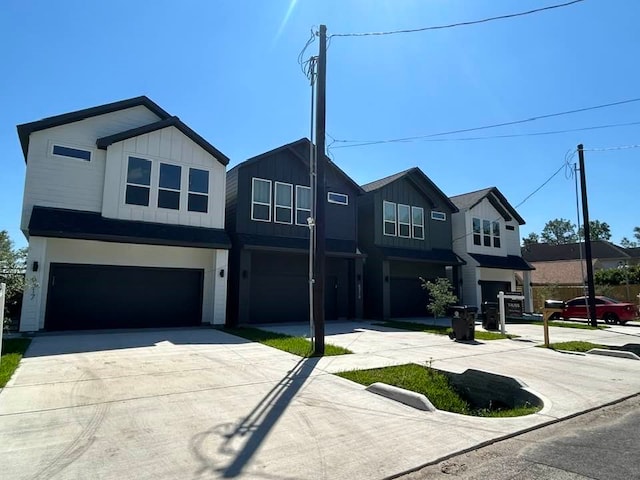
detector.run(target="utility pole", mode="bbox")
[312,24,327,355]
[578,144,597,328]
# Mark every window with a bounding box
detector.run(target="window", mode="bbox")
[158,163,181,210]
[431,211,446,221]
[483,220,491,246]
[398,204,411,238]
[505,225,515,231]
[188,168,209,213]
[125,157,151,206]
[295,185,311,226]
[383,201,397,236]
[52,144,91,161]
[327,192,348,205]
[473,218,481,245]
[274,182,293,224]
[252,178,271,221]
[492,221,501,248]
[412,206,424,239]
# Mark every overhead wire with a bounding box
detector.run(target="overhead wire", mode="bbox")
[329,0,585,38]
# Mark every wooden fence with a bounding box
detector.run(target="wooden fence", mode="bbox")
[531,284,640,312]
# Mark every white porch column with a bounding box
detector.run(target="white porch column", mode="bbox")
[19,236,47,332]
[212,249,229,325]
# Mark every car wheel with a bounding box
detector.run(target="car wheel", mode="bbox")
[604,313,618,325]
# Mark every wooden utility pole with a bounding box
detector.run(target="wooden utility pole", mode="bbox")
[578,144,598,328]
[312,25,327,355]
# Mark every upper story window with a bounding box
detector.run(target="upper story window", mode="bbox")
[397,204,411,238]
[383,201,397,236]
[473,218,481,245]
[473,217,502,248]
[274,182,293,224]
[483,220,491,246]
[125,157,152,206]
[52,144,92,162]
[327,192,348,205]
[188,168,209,213]
[412,207,424,239]
[431,211,446,221]
[251,178,271,221]
[492,221,501,248]
[295,185,311,226]
[158,163,181,210]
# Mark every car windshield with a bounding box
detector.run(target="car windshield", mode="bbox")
[600,296,621,304]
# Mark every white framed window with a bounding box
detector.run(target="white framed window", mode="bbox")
[251,178,271,222]
[52,144,92,161]
[125,156,152,206]
[295,185,311,226]
[492,221,501,248]
[397,204,411,238]
[483,219,491,246]
[188,168,209,213]
[274,181,293,224]
[158,163,181,210]
[411,206,424,239]
[431,211,446,221]
[327,192,348,205]
[383,201,397,236]
[473,217,481,245]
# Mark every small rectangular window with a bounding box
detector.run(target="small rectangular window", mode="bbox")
[252,178,272,221]
[473,218,481,246]
[505,225,515,231]
[493,221,501,248]
[158,163,181,210]
[52,144,91,161]
[188,168,209,213]
[431,211,446,221]
[274,182,293,224]
[327,192,348,205]
[412,206,424,239]
[397,204,411,238]
[125,156,151,206]
[295,185,311,226]
[383,201,397,236]
[483,220,491,246]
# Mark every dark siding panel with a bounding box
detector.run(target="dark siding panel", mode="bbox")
[225,167,239,234]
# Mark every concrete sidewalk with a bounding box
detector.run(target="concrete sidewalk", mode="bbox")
[0,321,639,480]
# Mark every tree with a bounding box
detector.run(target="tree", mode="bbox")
[619,227,640,248]
[578,220,611,241]
[0,230,27,327]
[521,232,540,246]
[541,218,578,245]
[420,277,458,319]
[635,226,640,242]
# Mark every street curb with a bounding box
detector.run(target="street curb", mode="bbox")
[587,348,640,360]
[366,383,436,412]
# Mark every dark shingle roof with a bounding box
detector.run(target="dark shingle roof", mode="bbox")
[235,233,362,257]
[521,241,630,262]
[379,247,464,265]
[450,187,525,225]
[627,247,640,258]
[469,253,534,271]
[361,168,414,192]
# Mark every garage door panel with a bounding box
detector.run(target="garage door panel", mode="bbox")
[390,277,430,318]
[45,264,203,330]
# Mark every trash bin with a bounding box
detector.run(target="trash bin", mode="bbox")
[447,305,478,341]
[482,301,499,330]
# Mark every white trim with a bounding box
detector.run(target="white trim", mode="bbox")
[125,155,152,207]
[411,206,424,240]
[383,200,397,237]
[431,211,446,221]
[397,203,411,238]
[188,167,210,214]
[295,185,311,226]
[251,177,272,222]
[157,162,182,210]
[51,142,92,162]
[274,181,293,224]
[327,192,349,205]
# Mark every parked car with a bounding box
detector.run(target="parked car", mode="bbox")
[561,296,639,325]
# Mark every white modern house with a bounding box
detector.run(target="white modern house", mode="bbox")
[17,97,231,331]
[450,187,534,310]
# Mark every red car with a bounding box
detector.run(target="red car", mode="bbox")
[561,296,639,325]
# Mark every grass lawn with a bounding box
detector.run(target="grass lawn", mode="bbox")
[541,341,640,356]
[337,363,539,417]
[1,338,32,387]
[375,320,518,340]
[224,327,352,357]
[508,317,607,330]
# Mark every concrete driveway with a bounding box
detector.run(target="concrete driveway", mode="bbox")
[1,323,640,480]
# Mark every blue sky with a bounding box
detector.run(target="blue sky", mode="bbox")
[1,0,638,249]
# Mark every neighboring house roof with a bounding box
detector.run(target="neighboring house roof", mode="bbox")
[449,187,525,225]
[234,233,363,257]
[28,206,230,249]
[229,138,365,194]
[525,259,593,285]
[469,253,534,271]
[627,247,640,259]
[361,167,459,213]
[379,246,464,265]
[96,116,230,166]
[17,96,171,160]
[521,241,630,262]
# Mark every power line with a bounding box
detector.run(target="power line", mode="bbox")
[582,144,640,151]
[330,97,640,149]
[330,0,585,38]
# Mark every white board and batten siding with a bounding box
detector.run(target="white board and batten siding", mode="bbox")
[20,106,164,234]
[102,126,226,229]
[464,198,520,256]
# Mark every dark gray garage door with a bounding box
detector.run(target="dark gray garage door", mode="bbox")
[45,263,204,330]
[390,277,430,318]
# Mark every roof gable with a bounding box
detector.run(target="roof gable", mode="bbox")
[17,96,170,160]
[450,186,525,225]
[96,116,229,166]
